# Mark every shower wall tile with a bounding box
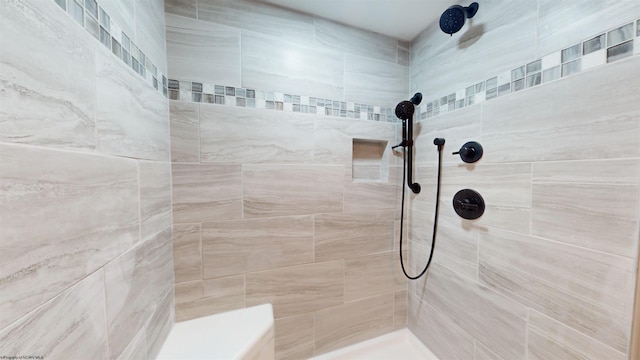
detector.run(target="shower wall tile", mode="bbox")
[343,178,398,213]
[0,0,96,150]
[242,165,344,218]
[408,293,476,360]
[241,32,344,100]
[245,260,344,319]
[174,275,245,321]
[199,105,314,164]
[527,310,627,360]
[532,159,640,185]
[0,270,108,359]
[482,57,640,163]
[145,289,174,360]
[314,210,394,262]
[171,163,242,222]
[416,264,527,360]
[202,216,314,278]
[0,144,138,329]
[531,183,639,258]
[166,13,241,86]
[537,0,640,56]
[197,0,315,46]
[393,290,408,330]
[96,52,170,161]
[344,251,407,302]
[344,54,409,107]
[314,18,397,64]
[274,314,314,360]
[104,228,173,359]
[165,0,197,18]
[134,0,168,74]
[314,293,394,354]
[117,328,147,360]
[170,100,199,162]
[475,342,505,360]
[479,242,630,352]
[139,161,172,240]
[172,223,202,283]
[98,0,135,46]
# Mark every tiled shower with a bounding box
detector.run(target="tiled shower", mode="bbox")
[1,1,639,360]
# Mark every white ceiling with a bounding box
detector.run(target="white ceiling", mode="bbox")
[259,0,454,41]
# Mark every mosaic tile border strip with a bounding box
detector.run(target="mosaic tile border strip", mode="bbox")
[168,80,400,123]
[420,19,640,120]
[53,0,169,97]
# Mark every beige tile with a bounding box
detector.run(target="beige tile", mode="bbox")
[134,0,167,74]
[480,228,635,313]
[0,0,96,150]
[145,289,174,360]
[417,264,527,360]
[246,260,344,319]
[0,145,138,329]
[199,106,314,164]
[139,161,172,240]
[0,270,108,359]
[482,57,640,163]
[165,0,197,18]
[117,327,147,360]
[169,101,199,163]
[95,52,170,161]
[532,183,638,257]
[197,0,315,46]
[393,290,408,330]
[314,294,394,355]
[344,54,408,107]
[243,165,344,218]
[166,13,241,86]
[343,180,397,213]
[175,275,245,322]
[172,163,242,222]
[408,292,475,360]
[241,32,344,100]
[527,310,626,360]
[172,223,202,283]
[104,229,174,359]
[314,210,394,262]
[475,341,504,360]
[274,314,314,360]
[479,253,630,352]
[533,159,640,185]
[314,18,397,63]
[344,251,407,301]
[202,216,314,278]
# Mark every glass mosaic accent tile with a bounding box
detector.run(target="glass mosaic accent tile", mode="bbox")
[583,34,605,55]
[607,40,634,62]
[607,23,634,47]
[526,73,541,87]
[562,59,581,77]
[511,66,525,81]
[84,0,98,19]
[513,79,525,91]
[561,44,581,63]
[55,0,66,10]
[69,0,83,26]
[85,13,99,39]
[526,60,541,74]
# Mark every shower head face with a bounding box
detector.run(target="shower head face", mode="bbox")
[440,2,479,35]
[395,100,415,120]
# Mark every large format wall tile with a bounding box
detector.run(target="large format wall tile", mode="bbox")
[169,100,199,162]
[166,13,241,86]
[0,0,96,150]
[533,159,640,185]
[344,252,406,301]
[314,294,394,354]
[135,0,168,74]
[104,229,173,359]
[274,314,314,360]
[0,270,108,359]
[245,260,344,319]
[139,161,172,240]
[243,165,344,218]
[482,57,640,163]
[527,310,627,360]
[172,223,202,283]
[393,290,408,329]
[197,0,314,46]
[314,210,394,262]
[314,18,398,64]
[202,216,314,278]
[241,32,344,100]
[145,289,174,360]
[344,54,408,107]
[175,275,245,322]
[99,0,135,46]
[172,163,242,222]
[200,105,314,164]
[117,328,147,360]
[0,144,138,329]
[96,52,170,161]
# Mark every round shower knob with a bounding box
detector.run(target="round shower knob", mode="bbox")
[453,141,483,163]
[453,189,485,220]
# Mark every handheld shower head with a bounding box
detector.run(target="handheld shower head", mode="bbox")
[395,93,422,120]
[440,2,479,35]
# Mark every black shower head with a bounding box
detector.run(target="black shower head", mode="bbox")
[440,2,479,35]
[395,93,422,120]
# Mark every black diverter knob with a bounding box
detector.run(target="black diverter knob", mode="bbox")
[453,189,485,220]
[453,141,483,163]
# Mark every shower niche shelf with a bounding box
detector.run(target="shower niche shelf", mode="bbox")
[352,138,389,182]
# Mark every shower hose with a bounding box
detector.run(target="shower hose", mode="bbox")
[398,144,443,280]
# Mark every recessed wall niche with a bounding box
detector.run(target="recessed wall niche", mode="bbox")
[352,139,389,182]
